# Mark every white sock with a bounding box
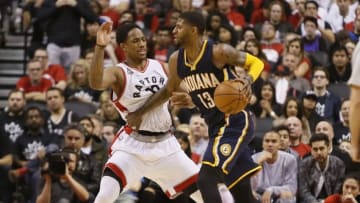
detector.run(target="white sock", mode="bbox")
[94,176,121,203]
[190,190,204,203]
[218,184,234,203]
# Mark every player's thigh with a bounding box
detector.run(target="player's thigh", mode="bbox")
[105,150,145,187]
[150,150,200,197]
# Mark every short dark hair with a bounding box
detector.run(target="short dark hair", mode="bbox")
[309,133,330,147]
[312,67,329,80]
[179,11,206,34]
[116,23,141,44]
[303,16,318,28]
[63,123,86,138]
[103,121,120,134]
[25,106,43,119]
[273,125,289,133]
[8,89,25,99]
[79,116,95,128]
[46,87,65,98]
[305,0,319,10]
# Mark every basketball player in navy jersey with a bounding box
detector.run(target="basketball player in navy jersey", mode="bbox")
[127,11,264,203]
[90,22,203,203]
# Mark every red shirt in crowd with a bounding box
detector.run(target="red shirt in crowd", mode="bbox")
[16,76,53,93]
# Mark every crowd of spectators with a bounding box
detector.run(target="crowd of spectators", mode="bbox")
[1,0,360,202]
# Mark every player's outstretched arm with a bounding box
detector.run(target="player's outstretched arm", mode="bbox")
[89,22,120,90]
[213,43,264,82]
[350,85,360,162]
[126,51,182,129]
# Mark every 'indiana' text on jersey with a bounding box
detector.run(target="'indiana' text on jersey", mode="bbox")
[177,40,235,123]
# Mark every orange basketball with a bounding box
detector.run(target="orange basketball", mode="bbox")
[214,80,249,114]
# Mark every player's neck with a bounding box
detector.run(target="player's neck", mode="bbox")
[125,58,147,71]
[184,37,205,63]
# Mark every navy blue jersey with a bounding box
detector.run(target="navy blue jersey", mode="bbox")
[177,40,235,135]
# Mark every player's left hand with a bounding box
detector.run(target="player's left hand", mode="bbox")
[170,92,195,109]
[126,111,143,130]
[234,76,252,102]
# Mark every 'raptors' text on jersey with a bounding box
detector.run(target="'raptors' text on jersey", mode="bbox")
[111,59,172,132]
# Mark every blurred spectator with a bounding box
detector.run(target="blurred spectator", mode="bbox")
[37,0,99,70]
[164,9,181,27]
[16,59,53,102]
[285,116,311,158]
[216,0,245,31]
[34,48,67,90]
[301,16,330,53]
[175,130,201,164]
[79,116,108,169]
[339,140,352,156]
[326,0,355,33]
[260,21,284,64]
[251,130,297,203]
[311,68,342,123]
[348,14,360,43]
[81,21,100,57]
[327,45,352,84]
[217,23,239,47]
[251,0,270,26]
[189,113,208,159]
[324,174,360,203]
[44,87,79,138]
[299,1,335,43]
[289,0,306,29]
[0,89,26,144]
[205,11,229,42]
[22,0,47,58]
[97,90,125,126]
[272,53,311,104]
[301,91,323,134]
[249,81,282,119]
[98,0,120,29]
[299,133,345,203]
[285,37,312,80]
[344,40,356,60]
[130,0,159,37]
[244,39,271,80]
[333,98,351,145]
[234,0,255,23]
[0,127,13,202]
[276,96,311,143]
[256,1,294,41]
[315,120,359,175]
[101,121,119,145]
[36,147,95,203]
[11,106,56,202]
[153,26,176,63]
[64,59,102,103]
[274,125,301,160]
[84,48,95,65]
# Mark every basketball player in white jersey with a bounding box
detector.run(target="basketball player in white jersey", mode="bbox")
[90,22,204,203]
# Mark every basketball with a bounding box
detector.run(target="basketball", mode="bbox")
[214,80,249,114]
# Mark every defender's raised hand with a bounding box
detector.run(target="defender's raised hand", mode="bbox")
[96,22,113,47]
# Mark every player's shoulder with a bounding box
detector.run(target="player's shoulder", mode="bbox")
[169,50,180,60]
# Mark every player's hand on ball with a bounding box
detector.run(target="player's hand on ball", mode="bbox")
[96,22,112,47]
[126,111,143,130]
[236,76,252,102]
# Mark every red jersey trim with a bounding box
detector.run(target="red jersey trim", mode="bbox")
[165,174,198,198]
[160,61,169,77]
[105,163,127,189]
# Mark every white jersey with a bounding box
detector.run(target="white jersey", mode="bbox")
[112,59,172,132]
